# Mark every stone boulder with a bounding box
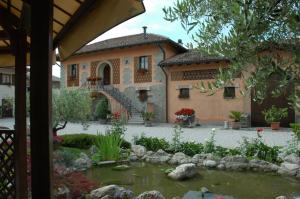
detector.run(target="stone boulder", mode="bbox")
[169,152,192,165]
[129,152,138,161]
[132,145,147,158]
[283,153,300,164]
[191,154,205,165]
[203,160,217,168]
[144,149,172,164]
[135,190,165,199]
[222,156,249,170]
[168,163,197,180]
[278,162,300,176]
[73,153,92,171]
[249,159,279,172]
[90,185,134,199]
[275,196,287,199]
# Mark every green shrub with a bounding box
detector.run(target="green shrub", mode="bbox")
[61,134,97,149]
[95,98,110,120]
[229,111,243,122]
[134,136,170,152]
[120,139,131,149]
[214,146,241,157]
[93,133,123,161]
[239,137,282,163]
[262,105,288,123]
[290,123,300,141]
[179,142,204,156]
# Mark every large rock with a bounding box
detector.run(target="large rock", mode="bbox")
[275,196,287,199]
[222,156,249,171]
[168,163,197,180]
[90,185,134,199]
[191,154,205,165]
[132,145,147,158]
[73,153,92,171]
[135,190,165,199]
[144,149,172,164]
[278,162,300,176]
[283,153,300,164]
[169,152,192,165]
[249,159,278,172]
[203,160,217,168]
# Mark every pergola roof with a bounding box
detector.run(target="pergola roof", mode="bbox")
[0,0,145,66]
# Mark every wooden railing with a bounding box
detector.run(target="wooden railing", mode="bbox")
[0,129,16,199]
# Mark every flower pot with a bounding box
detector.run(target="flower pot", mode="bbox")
[231,121,241,130]
[271,122,280,130]
[144,120,152,127]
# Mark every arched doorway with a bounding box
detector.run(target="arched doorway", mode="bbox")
[97,62,112,85]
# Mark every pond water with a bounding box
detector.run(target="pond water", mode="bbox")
[86,162,300,199]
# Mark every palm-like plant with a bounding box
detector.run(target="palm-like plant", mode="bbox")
[229,111,243,122]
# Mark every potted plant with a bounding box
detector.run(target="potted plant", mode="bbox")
[262,106,288,130]
[141,111,155,127]
[175,108,195,127]
[229,111,243,130]
[94,98,110,124]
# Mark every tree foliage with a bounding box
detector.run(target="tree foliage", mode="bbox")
[164,0,300,109]
[52,89,92,134]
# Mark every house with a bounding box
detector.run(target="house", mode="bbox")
[0,66,61,118]
[61,28,298,126]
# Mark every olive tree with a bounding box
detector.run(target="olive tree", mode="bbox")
[164,0,300,109]
[52,89,92,135]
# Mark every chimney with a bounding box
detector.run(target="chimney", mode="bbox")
[143,26,147,39]
[178,39,183,45]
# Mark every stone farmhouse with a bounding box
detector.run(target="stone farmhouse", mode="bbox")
[61,28,297,126]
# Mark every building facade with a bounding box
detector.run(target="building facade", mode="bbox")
[61,32,297,126]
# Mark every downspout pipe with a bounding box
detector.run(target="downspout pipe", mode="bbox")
[156,43,168,122]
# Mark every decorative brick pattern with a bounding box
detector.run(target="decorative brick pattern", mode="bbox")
[134,55,152,83]
[90,61,100,78]
[171,69,218,81]
[109,58,120,84]
[67,64,79,87]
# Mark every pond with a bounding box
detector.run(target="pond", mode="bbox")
[86,162,300,199]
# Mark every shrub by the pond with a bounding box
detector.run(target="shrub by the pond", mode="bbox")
[61,134,96,149]
[134,136,170,152]
[61,133,131,150]
[178,142,204,156]
[92,133,123,161]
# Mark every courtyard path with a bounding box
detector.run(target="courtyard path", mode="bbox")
[0,118,294,148]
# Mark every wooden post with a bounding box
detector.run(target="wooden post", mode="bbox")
[14,29,28,199]
[30,1,53,198]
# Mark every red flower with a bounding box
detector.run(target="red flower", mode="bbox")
[112,112,121,120]
[175,108,195,116]
[256,128,264,133]
[53,135,64,144]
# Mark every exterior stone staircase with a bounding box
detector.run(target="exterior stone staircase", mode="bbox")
[83,82,144,124]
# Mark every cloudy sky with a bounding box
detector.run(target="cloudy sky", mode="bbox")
[53,0,193,77]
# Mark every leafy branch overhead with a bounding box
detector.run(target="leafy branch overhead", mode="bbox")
[164,0,300,108]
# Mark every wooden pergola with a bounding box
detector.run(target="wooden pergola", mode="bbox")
[0,1,145,198]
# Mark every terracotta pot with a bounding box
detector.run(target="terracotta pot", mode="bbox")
[271,122,280,130]
[232,122,241,130]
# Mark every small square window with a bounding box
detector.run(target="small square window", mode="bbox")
[224,87,235,99]
[179,88,190,99]
[138,90,148,102]
[138,56,149,71]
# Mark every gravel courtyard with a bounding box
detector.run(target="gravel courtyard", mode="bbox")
[1,118,294,148]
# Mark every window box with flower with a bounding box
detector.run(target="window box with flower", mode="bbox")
[175,108,195,127]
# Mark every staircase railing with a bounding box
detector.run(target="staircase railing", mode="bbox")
[82,81,143,114]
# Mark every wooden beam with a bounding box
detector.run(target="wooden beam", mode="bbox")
[54,4,72,17]
[0,46,12,54]
[0,5,20,32]
[14,29,28,199]
[53,0,96,48]
[30,0,53,199]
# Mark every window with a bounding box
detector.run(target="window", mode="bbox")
[69,64,78,78]
[138,56,149,70]
[179,88,190,99]
[138,90,148,102]
[224,87,235,99]
[0,73,12,85]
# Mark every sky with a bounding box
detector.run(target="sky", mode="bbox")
[53,0,194,77]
